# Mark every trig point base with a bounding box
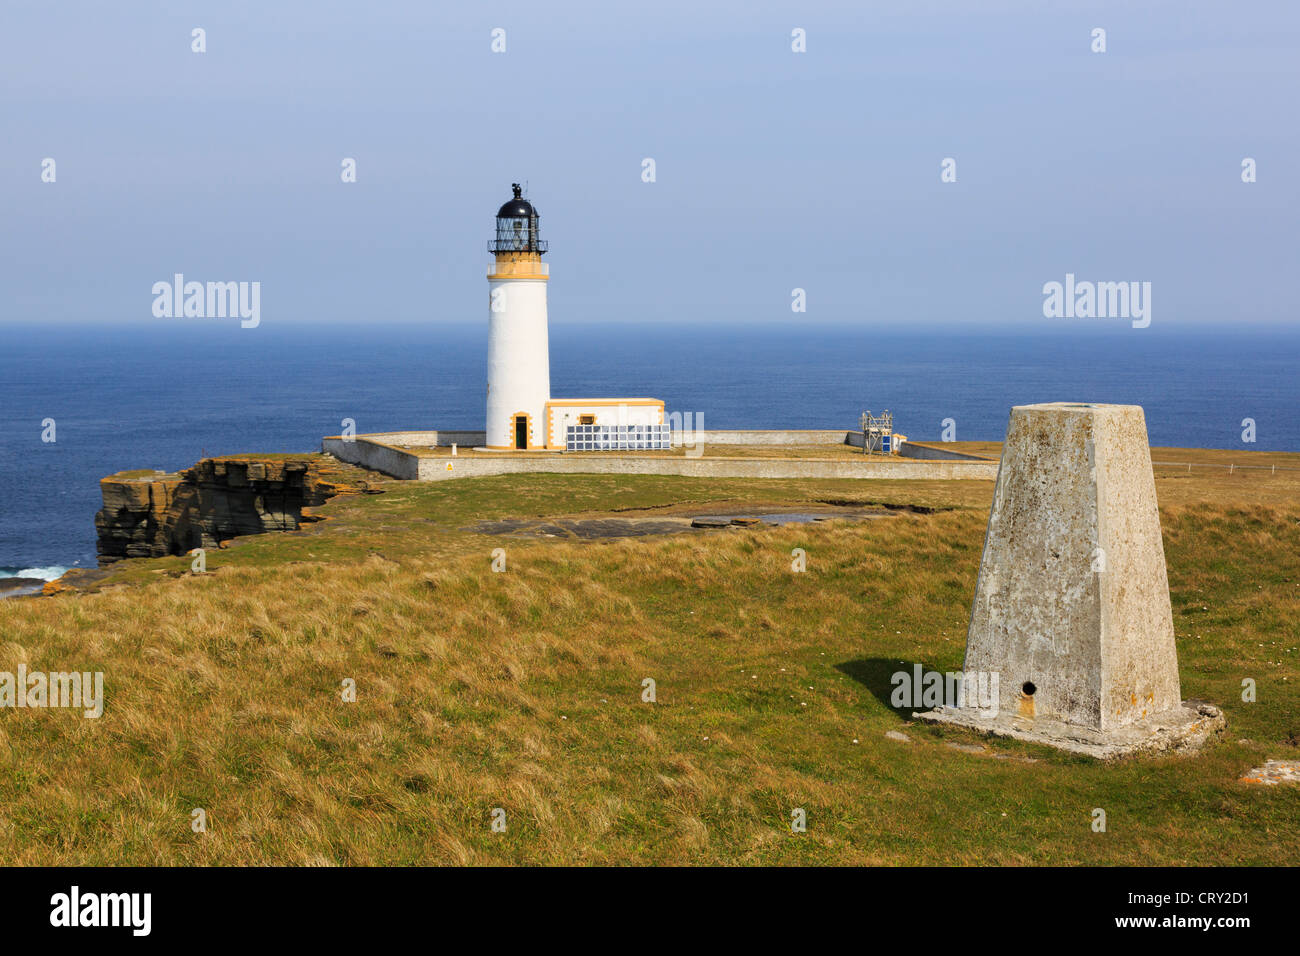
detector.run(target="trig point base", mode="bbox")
[918,402,1224,758]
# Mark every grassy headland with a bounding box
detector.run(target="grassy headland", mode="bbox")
[1,444,1297,864]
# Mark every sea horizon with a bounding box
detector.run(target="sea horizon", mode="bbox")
[2,318,1298,575]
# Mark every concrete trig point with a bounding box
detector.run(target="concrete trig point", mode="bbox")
[918,402,1224,758]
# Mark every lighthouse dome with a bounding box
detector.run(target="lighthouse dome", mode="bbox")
[497,184,537,219]
[497,197,535,218]
[490,183,547,255]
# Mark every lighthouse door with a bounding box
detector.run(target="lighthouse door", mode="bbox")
[514,416,528,449]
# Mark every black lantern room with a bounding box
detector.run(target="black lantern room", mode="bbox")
[488,183,547,255]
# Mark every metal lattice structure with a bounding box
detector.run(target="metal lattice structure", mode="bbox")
[859,410,893,455]
[487,183,548,255]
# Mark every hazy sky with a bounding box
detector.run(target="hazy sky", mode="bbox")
[1,1,1297,327]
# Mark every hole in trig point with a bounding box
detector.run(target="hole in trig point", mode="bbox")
[1022,681,1037,696]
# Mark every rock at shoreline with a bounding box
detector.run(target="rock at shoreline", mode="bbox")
[0,577,47,598]
[94,456,380,566]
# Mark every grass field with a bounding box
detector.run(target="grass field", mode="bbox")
[1,446,1297,865]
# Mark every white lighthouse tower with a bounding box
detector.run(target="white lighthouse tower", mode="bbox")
[485,184,551,449]
[481,183,667,451]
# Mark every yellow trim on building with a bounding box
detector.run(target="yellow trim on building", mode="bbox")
[508,411,535,450]
[546,399,665,406]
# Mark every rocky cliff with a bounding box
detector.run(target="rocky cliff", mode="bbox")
[95,456,381,565]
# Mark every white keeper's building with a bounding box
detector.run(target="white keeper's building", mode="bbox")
[484,184,667,451]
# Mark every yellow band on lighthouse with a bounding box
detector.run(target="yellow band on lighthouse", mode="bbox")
[489,253,549,281]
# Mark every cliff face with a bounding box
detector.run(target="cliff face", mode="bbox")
[95,456,380,565]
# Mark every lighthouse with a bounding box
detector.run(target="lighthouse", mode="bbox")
[485,184,551,449]
[483,183,668,451]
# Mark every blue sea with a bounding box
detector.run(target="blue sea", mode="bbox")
[1,320,1297,577]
